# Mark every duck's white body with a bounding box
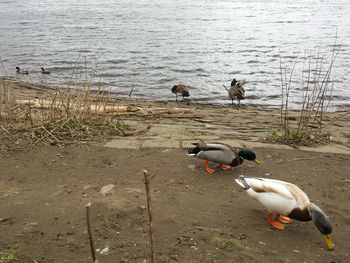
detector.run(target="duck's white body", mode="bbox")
[235,177,310,217]
[235,175,334,250]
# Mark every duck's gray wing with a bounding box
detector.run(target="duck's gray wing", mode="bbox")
[196,143,236,164]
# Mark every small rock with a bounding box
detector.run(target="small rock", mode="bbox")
[83,184,92,190]
[99,247,109,255]
[185,185,190,188]
[264,173,271,177]
[187,164,196,171]
[30,222,38,226]
[293,249,300,253]
[100,184,115,196]
[258,241,266,245]
[170,254,179,261]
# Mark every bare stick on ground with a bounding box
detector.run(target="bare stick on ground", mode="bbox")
[86,202,98,263]
[143,169,156,263]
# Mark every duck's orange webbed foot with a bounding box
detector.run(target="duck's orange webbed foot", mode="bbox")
[219,164,231,171]
[276,213,293,224]
[268,213,285,230]
[204,160,215,174]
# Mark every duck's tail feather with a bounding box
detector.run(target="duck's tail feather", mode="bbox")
[235,175,250,190]
[182,91,190,97]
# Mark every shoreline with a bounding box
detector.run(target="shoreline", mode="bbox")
[1,78,350,154]
[1,77,348,113]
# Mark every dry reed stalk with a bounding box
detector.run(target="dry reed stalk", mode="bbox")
[277,36,339,145]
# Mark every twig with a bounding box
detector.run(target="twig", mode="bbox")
[123,124,151,136]
[222,84,229,92]
[143,170,156,263]
[0,125,10,134]
[287,157,319,162]
[0,59,8,76]
[129,84,135,98]
[193,226,226,233]
[86,202,98,263]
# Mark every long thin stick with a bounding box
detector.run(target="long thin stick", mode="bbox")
[129,84,135,98]
[143,170,155,263]
[86,202,98,263]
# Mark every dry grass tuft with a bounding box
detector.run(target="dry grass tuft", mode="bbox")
[267,36,340,146]
[0,64,134,151]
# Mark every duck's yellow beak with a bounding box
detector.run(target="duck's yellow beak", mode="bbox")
[323,234,334,250]
[254,159,261,164]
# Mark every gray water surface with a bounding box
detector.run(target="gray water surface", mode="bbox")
[0,0,349,108]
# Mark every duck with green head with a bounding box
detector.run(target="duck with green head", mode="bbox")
[187,140,260,173]
[235,175,334,250]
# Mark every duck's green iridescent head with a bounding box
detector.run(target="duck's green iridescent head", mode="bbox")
[238,149,260,163]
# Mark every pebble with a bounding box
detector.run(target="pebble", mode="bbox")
[187,164,196,171]
[83,184,92,190]
[100,184,115,196]
[99,247,109,255]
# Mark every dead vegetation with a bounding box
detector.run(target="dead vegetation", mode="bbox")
[0,74,134,151]
[267,37,341,146]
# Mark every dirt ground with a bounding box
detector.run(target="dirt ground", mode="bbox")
[1,145,350,263]
[1,79,350,262]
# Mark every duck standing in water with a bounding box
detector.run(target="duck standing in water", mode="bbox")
[223,78,245,105]
[235,175,334,250]
[41,67,51,75]
[188,140,260,173]
[16,66,28,74]
[171,84,190,102]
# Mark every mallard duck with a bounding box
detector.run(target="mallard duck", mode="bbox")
[171,84,190,102]
[235,175,334,250]
[223,78,245,105]
[16,66,28,74]
[41,67,51,75]
[187,140,260,174]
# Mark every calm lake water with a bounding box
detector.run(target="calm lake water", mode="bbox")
[0,0,349,108]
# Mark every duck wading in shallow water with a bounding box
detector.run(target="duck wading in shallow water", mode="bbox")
[223,78,245,106]
[187,140,260,174]
[171,84,190,102]
[235,175,334,250]
[16,66,28,74]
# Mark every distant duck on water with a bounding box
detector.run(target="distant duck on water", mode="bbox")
[41,67,51,75]
[171,84,190,102]
[223,78,246,106]
[188,140,260,174]
[16,66,28,74]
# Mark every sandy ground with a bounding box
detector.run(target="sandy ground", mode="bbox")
[1,79,350,263]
